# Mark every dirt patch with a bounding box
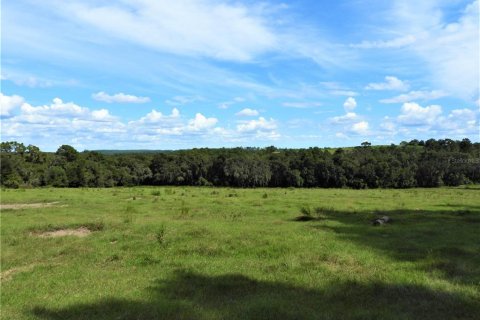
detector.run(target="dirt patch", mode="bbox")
[36,227,91,238]
[1,264,36,282]
[0,202,61,210]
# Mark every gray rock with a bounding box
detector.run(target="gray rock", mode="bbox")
[371,215,392,226]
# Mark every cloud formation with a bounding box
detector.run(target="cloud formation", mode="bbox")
[380,90,447,104]
[343,97,357,112]
[365,76,409,91]
[1,94,279,150]
[236,108,259,117]
[92,91,150,103]
[0,93,24,116]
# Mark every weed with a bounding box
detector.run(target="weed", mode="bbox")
[155,224,166,245]
[151,190,161,196]
[300,205,313,217]
[262,193,268,199]
[105,254,121,262]
[180,200,190,218]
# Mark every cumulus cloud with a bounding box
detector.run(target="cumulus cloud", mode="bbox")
[397,102,442,126]
[236,117,277,133]
[0,93,24,116]
[380,90,447,104]
[139,108,180,123]
[330,112,359,124]
[1,95,281,149]
[187,113,218,131]
[365,76,409,91]
[92,91,150,104]
[235,108,259,116]
[437,108,478,134]
[343,97,357,112]
[380,101,478,138]
[351,121,369,135]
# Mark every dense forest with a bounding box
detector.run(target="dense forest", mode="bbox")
[1,139,479,189]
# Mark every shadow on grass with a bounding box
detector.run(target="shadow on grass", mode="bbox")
[305,208,480,286]
[31,270,479,320]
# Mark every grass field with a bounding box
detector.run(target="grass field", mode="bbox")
[1,187,479,319]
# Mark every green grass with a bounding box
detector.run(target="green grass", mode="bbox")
[1,187,479,319]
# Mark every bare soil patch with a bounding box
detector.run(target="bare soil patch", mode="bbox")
[0,202,61,210]
[36,227,92,238]
[0,264,36,282]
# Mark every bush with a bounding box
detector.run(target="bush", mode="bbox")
[300,206,313,217]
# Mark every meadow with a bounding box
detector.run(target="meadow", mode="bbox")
[1,186,479,319]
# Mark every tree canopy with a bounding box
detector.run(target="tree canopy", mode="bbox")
[1,139,479,189]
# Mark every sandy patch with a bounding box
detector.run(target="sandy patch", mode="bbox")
[0,202,61,210]
[36,227,91,238]
[1,264,36,282]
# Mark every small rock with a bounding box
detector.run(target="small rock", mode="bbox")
[371,215,392,226]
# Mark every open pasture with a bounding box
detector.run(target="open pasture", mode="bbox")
[1,187,479,319]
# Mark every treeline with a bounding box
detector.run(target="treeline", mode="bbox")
[1,139,479,189]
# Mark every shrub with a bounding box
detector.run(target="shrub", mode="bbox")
[300,206,313,217]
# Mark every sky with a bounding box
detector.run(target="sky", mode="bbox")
[1,0,479,151]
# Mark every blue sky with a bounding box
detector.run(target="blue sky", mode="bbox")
[1,0,479,151]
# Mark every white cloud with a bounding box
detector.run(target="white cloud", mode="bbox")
[135,108,180,124]
[91,109,116,121]
[365,76,409,91]
[350,35,416,49]
[0,93,24,116]
[62,1,277,62]
[397,102,442,126]
[236,117,277,133]
[392,0,479,100]
[1,95,283,149]
[235,108,259,116]
[343,97,357,112]
[380,101,478,138]
[380,116,397,132]
[282,101,322,108]
[436,108,478,134]
[218,97,245,109]
[380,90,447,104]
[351,121,370,135]
[21,97,88,118]
[187,113,218,131]
[330,112,359,124]
[92,91,150,103]
[321,82,358,97]
[1,73,53,88]
[165,95,202,106]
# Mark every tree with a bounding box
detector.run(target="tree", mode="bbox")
[361,141,371,147]
[56,145,78,162]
